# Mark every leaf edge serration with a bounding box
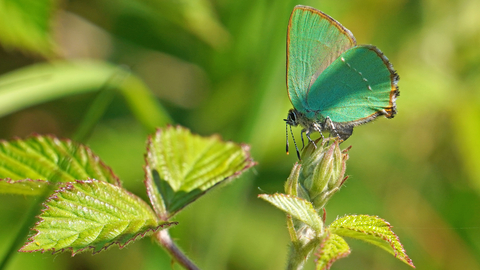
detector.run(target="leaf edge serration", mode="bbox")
[19,179,177,256]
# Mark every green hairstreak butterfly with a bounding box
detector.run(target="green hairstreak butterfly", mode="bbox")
[284,5,399,159]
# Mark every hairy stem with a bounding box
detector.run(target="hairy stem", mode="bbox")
[156,229,200,270]
[286,237,322,270]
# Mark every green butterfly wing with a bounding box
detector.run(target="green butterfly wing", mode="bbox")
[287,5,356,113]
[305,45,398,124]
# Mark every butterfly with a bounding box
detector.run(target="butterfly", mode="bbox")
[284,5,399,159]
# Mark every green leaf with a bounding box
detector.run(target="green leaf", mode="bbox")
[328,215,415,268]
[258,193,323,234]
[315,233,350,270]
[19,180,174,255]
[0,60,171,130]
[144,126,256,219]
[0,0,56,57]
[0,179,49,196]
[0,135,120,189]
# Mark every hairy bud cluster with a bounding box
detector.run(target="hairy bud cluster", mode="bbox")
[286,138,349,212]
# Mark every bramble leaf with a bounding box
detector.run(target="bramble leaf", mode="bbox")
[328,215,415,268]
[0,179,49,196]
[0,135,120,190]
[144,126,255,219]
[315,232,350,270]
[259,193,323,234]
[20,180,174,255]
[0,135,120,192]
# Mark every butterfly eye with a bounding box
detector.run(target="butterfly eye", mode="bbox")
[284,109,297,126]
[289,110,298,125]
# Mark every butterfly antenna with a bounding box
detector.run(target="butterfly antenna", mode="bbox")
[289,124,301,160]
[285,122,290,155]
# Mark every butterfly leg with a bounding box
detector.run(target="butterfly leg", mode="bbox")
[313,122,324,140]
[304,129,317,149]
[324,117,353,141]
[300,129,306,150]
[324,116,339,138]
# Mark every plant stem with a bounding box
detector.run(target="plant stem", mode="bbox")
[286,237,321,270]
[156,229,200,270]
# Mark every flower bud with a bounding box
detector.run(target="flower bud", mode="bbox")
[293,138,349,210]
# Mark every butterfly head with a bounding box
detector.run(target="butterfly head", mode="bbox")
[284,109,303,159]
[284,109,299,127]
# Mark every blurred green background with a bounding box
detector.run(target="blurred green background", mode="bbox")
[1,0,480,269]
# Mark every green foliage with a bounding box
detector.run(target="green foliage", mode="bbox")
[136,0,230,49]
[0,127,253,261]
[145,126,256,219]
[0,0,56,56]
[328,215,414,267]
[0,0,479,269]
[20,180,170,255]
[259,193,323,234]
[0,61,171,131]
[0,135,120,186]
[315,233,350,270]
[260,140,414,269]
[0,179,48,196]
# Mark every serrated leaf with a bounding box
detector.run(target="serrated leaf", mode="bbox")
[20,180,174,255]
[329,215,415,268]
[315,232,350,270]
[0,60,171,130]
[258,193,323,234]
[0,179,49,196]
[0,135,120,189]
[145,126,255,218]
[0,0,56,57]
